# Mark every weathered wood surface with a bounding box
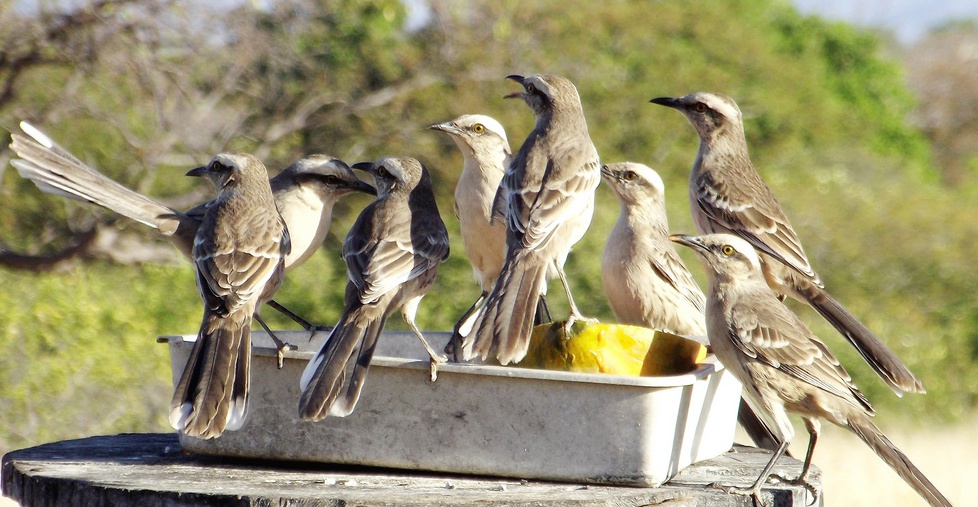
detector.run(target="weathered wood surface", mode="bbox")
[2,433,820,506]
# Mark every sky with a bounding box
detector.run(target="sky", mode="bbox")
[792,0,978,44]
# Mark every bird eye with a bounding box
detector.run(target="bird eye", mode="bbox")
[323,175,342,185]
[623,171,637,181]
[694,102,708,113]
[210,161,231,172]
[526,83,536,94]
[375,165,390,179]
[472,123,485,134]
[721,245,735,256]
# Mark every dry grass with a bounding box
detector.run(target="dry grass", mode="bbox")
[735,418,973,506]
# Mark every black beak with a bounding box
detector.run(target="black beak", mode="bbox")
[504,74,526,99]
[650,96,680,108]
[352,179,377,196]
[669,234,706,253]
[351,161,373,172]
[185,165,207,177]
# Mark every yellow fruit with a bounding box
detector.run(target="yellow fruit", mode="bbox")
[520,321,707,376]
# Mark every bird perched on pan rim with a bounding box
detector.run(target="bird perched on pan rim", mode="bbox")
[462,73,602,366]
[427,114,510,358]
[298,155,449,420]
[170,152,289,439]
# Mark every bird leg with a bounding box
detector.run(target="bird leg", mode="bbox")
[267,299,333,334]
[253,313,297,369]
[401,301,447,382]
[554,261,596,332]
[710,439,789,504]
[771,418,821,505]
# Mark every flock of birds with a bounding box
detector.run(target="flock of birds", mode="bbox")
[8,73,952,506]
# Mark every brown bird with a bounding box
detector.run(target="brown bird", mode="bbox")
[651,92,924,397]
[169,153,289,439]
[9,122,375,356]
[462,74,601,365]
[672,233,951,507]
[298,156,449,420]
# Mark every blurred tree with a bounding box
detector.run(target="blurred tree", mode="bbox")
[903,20,978,187]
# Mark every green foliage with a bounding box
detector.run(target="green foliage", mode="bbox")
[2,0,976,456]
[0,263,198,454]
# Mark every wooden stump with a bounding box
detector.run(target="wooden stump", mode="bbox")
[2,433,820,506]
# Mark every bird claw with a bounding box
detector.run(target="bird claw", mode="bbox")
[770,473,819,506]
[708,482,766,507]
[274,342,297,369]
[429,354,447,382]
[563,314,598,335]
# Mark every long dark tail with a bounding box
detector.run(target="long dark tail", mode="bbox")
[462,249,547,365]
[847,414,952,507]
[298,306,387,420]
[169,311,251,439]
[797,281,924,396]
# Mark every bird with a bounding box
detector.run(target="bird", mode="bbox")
[8,122,375,354]
[427,114,510,358]
[670,233,952,507]
[600,162,707,337]
[600,161,784,453]
[461,73,601,365]
[298,156,449,420]
[170,153,289,439]
[650,92,924,397]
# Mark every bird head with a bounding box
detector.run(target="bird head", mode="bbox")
[650,92,742,141]
[275,155,376,199]
[505,74,583,118]
[187,153,267,191]
[669,233,763,283]
[428,114,511,163]
[600,162,666,206]
[352,156,428,197]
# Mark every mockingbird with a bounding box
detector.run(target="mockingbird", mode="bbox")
[428,114,510,358]
[170,153,289,439]
[9,122,375,355]
[462,74,601,365]
[651,92,923,397]
[298,156,449,420]
[601,161,784,453]
[671,233,951,507]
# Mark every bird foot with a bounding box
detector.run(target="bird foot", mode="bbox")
[770,473,819,505]
[428,354,447,382]
[708,482,766,507]
[272,341,297,369]
[563,314,598,335]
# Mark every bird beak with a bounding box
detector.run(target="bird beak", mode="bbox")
[351,161,373,172]
[352,178,377,196]
[599,164,616,181]
[669,234,707,253]
[427,121,460,134]
[186,165,208,177]
[504,74,526,99]
[650,96,680,109]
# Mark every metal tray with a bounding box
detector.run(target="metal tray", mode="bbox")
[161,329,741,486]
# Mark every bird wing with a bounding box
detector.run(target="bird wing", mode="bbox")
[504,138,600,250]
[694,169,817,282]
[649,244,707,314]
[194,210,287,316]
[728,291,872,412]
[344,199,449,305]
